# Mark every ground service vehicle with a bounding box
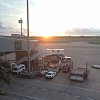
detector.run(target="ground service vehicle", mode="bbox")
[61,56,73,72]
[45,71,57,79]
[11,63,25,74]
[61,61,73,72]
[69,64,89,81]
[39,69,48,76]
[46,49,64,55]
[48,63,60,73]
[61,56,72,62]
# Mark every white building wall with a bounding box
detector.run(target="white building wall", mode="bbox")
[0,37,14,52]
[0,36,39,64]
[0,36,39,52]
[22,40,38,51]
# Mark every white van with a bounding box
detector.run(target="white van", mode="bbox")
[11,64,25,74]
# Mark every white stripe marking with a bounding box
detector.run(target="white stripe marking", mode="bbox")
[36,79,100,93]
[5,91,43,100]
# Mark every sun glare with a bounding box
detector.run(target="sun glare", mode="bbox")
[43,35,50,38]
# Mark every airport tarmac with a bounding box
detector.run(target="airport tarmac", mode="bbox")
[0,42,100,100]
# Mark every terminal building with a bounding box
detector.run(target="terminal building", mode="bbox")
[0,36,40,71]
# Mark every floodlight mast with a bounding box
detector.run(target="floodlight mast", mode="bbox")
[18,18,23,36]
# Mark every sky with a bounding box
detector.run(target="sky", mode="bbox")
[0,0,100,36]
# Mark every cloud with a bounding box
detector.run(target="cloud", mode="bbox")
[0,22,6,32]
[0,22,6,28]
[65,28,100,36]
[0,21,20,36]
[0,22,8,35]
[74,28,100,33]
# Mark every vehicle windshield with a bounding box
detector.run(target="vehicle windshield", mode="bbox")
[71,73,82,77]
[12,68,17,70]
[47,73,52,75]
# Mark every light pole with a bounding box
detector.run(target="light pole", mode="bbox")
[27,0,30,72]
[18,18,23,36]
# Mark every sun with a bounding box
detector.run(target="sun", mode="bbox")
[43,35,50,38]
[30,23,55,37]
[36,30,55,37]
[42,32,53,37]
